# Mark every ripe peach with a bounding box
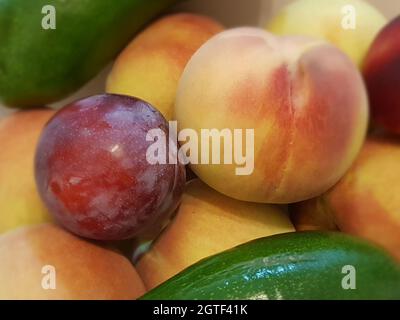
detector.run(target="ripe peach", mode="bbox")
[175,28,369,204]
[291,135,400,261]
[363,16,400,134]
[0,109,54,234]
[0,224,146,299]
[136,179,294,289]
[267,0,387,68]
[290,197,338,232]
[106,13,224,120]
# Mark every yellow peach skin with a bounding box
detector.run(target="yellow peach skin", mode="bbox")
[136,179,294,289]
[0,224,146,299]
[106,13,224,120]
[267,0,387,68]
[290,196,338,232]
[175,28,369,204]
[0,109,55,234]
[291,135,400,261]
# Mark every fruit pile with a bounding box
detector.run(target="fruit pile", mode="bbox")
[0,0,399,300]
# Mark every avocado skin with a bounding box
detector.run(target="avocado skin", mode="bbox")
[141,231,400,300]
[0,0,178,107]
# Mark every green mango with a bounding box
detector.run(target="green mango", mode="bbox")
[0,0,178,107]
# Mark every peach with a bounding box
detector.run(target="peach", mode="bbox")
[290,197,338,232]
[175,28,369,204]
[266,0,387,68]
[136,179,294,289]
[363,16,400,134]
[0,109,55,234]
[291,135,400,261]
[106,13,224,120]
[0,224,146,299]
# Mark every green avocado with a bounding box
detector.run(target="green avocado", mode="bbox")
[0,0,178,107]
[141,231,400,300]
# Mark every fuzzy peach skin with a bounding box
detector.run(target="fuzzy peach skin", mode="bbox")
[0,224,146,299]
[175,28,369,204]
[0,109,55,234]
[291,135,400,261]
[106,13,224,120]
[363,16,400,134]
[290,197,338,232]
[136,179,294,289]
[266,0,387,68]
